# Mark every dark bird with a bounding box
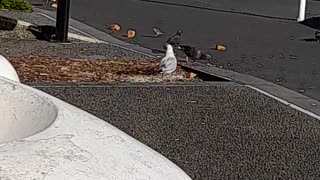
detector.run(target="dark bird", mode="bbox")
[178,45,212,62]
[315,30,320,42]
[178,45,200,63]
[166,30,182,47]
[200,53,212,61]
[26,25,56,42]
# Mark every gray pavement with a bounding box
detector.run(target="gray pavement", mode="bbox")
[29,0,320,102]
[33,83,320,179]
[0,38,150,59]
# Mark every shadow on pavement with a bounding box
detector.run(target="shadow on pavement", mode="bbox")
[300,38,319,42]
[300,16,320,30]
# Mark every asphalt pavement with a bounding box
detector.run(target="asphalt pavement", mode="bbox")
[29,0,320,101]
[34,84,320,179]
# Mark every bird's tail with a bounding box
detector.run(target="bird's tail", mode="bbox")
[200,53,212,61]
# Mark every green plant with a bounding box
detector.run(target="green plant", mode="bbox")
[0,0,33,12]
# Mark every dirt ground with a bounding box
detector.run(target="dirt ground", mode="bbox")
[9,56,199,83]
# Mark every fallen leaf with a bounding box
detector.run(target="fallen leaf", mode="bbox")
[186,72,197,80]
[51,3,58,8]
[127,30,136,38]
[108,24,121,31]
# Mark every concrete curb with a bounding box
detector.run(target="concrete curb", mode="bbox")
[32,7,320,120]
[33,7,156,58]
[180,62,320,118]
[17,20,103,43]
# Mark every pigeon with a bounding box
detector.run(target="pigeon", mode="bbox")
[200,53,212,61]
[159,44,177,76]
[166,30,182,47]
[315,30,320,42]
[178,45,212,62]
[26,25,56,42]
[153,27,164,37]
[178,45,201,63]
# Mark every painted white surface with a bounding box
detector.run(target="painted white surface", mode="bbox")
[297,0,306,21]
[0,54,20,82]
[0,78,191,180]
[0,82,57,143]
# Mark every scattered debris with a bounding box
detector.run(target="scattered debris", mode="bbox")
[186,72,197,80]
[107,24,121,31]
[213,44,227,51]
[127,29,136,39]
[51,3,58,9]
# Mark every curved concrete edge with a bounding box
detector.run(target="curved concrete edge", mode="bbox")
[0,79,57,143]
[0,54,20,82]
[180,62,320,119]
[0,78,191,180]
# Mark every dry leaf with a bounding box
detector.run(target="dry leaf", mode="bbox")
[51,3,58,8]
[186,72,197,80]
[214,44,227,51]
[127,30,136,38]
[108,24,121,31]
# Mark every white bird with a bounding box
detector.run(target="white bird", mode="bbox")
[0,54,20,82]
[159,44,177,76]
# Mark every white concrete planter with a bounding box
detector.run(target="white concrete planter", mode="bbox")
[0,78,191,180]
[0,54,20,82]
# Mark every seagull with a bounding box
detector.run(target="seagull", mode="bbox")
[159,44,177,77]
[315,30,320,42]
[153,27,164,37]
[166,30,182,47]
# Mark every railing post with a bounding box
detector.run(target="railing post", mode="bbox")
[297,0,306,22]
[56,0,70,42]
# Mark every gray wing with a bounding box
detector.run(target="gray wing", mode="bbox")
[160,56,177,73]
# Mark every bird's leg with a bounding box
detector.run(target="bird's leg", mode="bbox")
[177,66,182,76]
[186,56,189,64]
